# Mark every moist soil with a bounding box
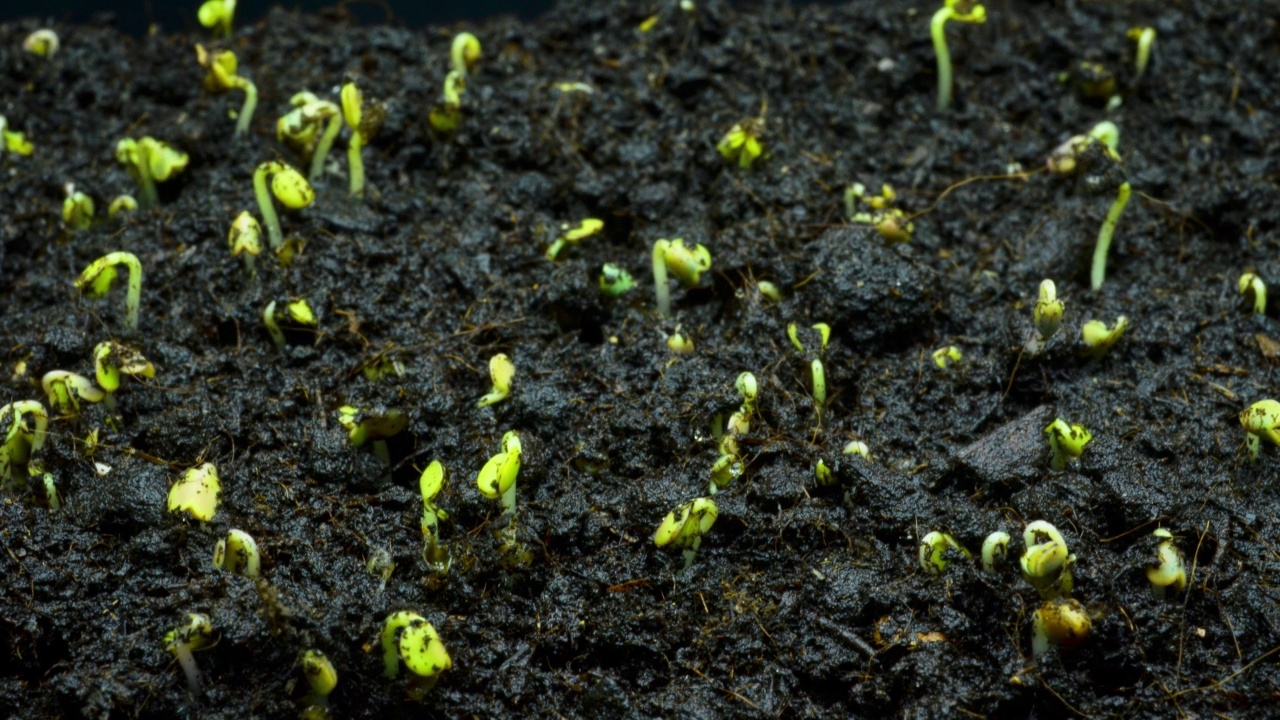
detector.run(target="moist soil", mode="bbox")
[1,1,1278,718]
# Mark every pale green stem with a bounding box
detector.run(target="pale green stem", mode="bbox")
[134,169,158,210]
[310,114,342,181]
[682,537,701,570]
[500,481,516,516]
[253,165,283,250]
[1091,182,1132,291]
[932,9,954,111]
[234,81,258,138]
[348,134,365,197]
[652,242,670,316]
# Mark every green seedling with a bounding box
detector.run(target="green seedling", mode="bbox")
[228,211,263,273]
[787,322,830,420]
[1146,528,1186,599]
[545,218,604,261]
[476,430,522,516]
[1021,520,1075,599]
[981,531,1010,573]
[708,372,757,494]
[1045,418,1091,470]
[253,160,315,251]
[337,405,407,465]
[652,238,711,317]
[931,0,987,111]
[419,460,451,575]
[847,183,913,242]
[41,371,105,415]
[1032,598,1090,658]
[654,497,718,569]
[918,531,970,575]
[451,32,482,76]
[0,400,49,486]
[213,528,261,578]
[22,29,59,58]
[1081,315,1128,358]
[1091,181,1131,290]
[716,116,765,169]
[380,611,452,698]
[843,440,871,459]
[168,462,221,522]
[667,329,695,354]
[429,71,467,134]
[116,136,188,209]
[75,252,143,331]
[932,345,962,369]
[1025,279,1064,355]
[196,44,257,138]
[341,82,386,197]
[1127,27,1156,85]
[814,459,833,486]
[0,116,34,155]
[476,353,515,408]
[756,280,782,302]
[599,264,636,297]
[278,91,342,181]
[41,471,59,510]
[62,185,94,231]
[1047,120,1119,176]
[108,195,138,219]
[197,0,235,36]
[262,298,317,351]
[1239,272,1266,316]
[300,649,337,716]
[1239,399,1280,462]
[164,613,213,694]
[94,341,153,413]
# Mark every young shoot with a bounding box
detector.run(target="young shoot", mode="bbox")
[932,345,963,369]
[419,460,451,575]
[667,330,695,355]
[1020,520,1075,599]
[168,462,221,522]
[918,531,970,575]
[164,613,213,694]
[341,82,385,198]
[75,251,143,331]
[981,531,1010,573]
[1071,60,1116,102]
[843,440,871,459]
[1047,121,1120,176]
[197,0,236,37]
[277,91,343,181]
[476,430,522,516]
[253,161,315,251]
[62,184,94,231]
[451,32,482,75]
[108,195,138,220]
[654,497,718,569]
[262,298,318,351]
[708,371,758,494]
[94,341,154,413]
[847,183,913,242]
[1025,279,1064,355]
[116,137,189,209]
[228,211,263,273]
[1045,418,1091,470]
[196,45,257,138]
[1032,598,1091,658]
[213,528,261,578]
[380,611,452,697]
[1239,272,1266,316]
[41,371,105,415]
[1091,181,1132,290]
[476,353,515,408]
[788,322,831,421]
[545,218,604,261]
[1127,27,1156,86]
[0,400,49,486]
[1146,528,1186,599]
[22,29,59,59]
[716,116,766,169]
[599,264,636,297]
[1239,399,1280,462]
[0,116,34,156]
[652,238,712,317]
[337,406,407,465]
[300,649,337,715]
[429,71,467,134]
[931,0,987,111]
[1081,315,1128,358]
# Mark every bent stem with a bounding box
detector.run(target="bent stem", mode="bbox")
[931,8,953,111]
[234,80,258,138]
[1091,182,1132,291]
[310,114,342,181]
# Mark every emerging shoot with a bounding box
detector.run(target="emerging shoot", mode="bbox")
[213,528,261,578]
[380,611,452,697]
[1238,272,1266,316]
[476,431,522,516]
[0,401,49,486]
[419,460,451,575]
[22,29,59,59]
[164,613,213,694]
[228,211,263,273]
[981,531,1011,573]
[1146,528,1186,599]
[62,185,95,231]
[1239,399,1280,462]
[1091,181,1132,290]
[278,91,343,181]
[1032,599,1091,658]
[919,531,970,575]
[476,353,515,408]
[197,0,236,37]
[337,406,407,465]
[94,340,154,413]
[652,238,712,317]
[545,218,604,261]
[196,44,258,138]
[41,371,105,415]
[108,195,138,220]
[931,0,987,111]
[1045,418,1091,470]
[262,298,317,351]
[1081,315,1128,358]
[1020,520,1075,599]
[253,161,315,251]
[451,32,482,76]
[300,649,337,715]
[932,345,963,369]
[75,251,143,330]
[599,264,636,297]
[716,116,766,169]
[340,83,383,197]
[1127,27,1156,86]
[788,322,831,422]
[654,497,718,569]
[116,137,188,209]
[1025,279,1064,355]
[0,116,34,155]
[847,183,913,242]
[168,463,221,522]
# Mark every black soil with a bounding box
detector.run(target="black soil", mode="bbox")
[2,1,1278,718]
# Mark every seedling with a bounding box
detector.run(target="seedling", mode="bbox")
[94,341,154,413]
[253,161,315,251]
[196,44,257,138]
[0,400,49,486]
[1025,279,1064,355]
[337,405,407,465]
[843,440,871,459]
[1020,520,1075,598]
[300,649,337,715]
[599,264,636,296]
[22,29,59,58]
[918,531,970,574]
[932,345,962,369]
[1091,181,1132,290]
[981,531,1010,573]
[108,195,138,219]
[756,281,782,302]
[62,185,94,231]
[1046,121,1119,176]
[667,330,695,354]
[1146,528,1186,599]
[419,460,451,575]
[1239,399,1280,462]
[116,137,189,209]
[814,460,834,486]
[716,116,765,169]
[545,218,604,261]
[429,71,467,134]
[262,298,317,351]
[1239,272,1266,315]
[164,613,213,694]
[0,116,34,155]
[1045,418,1091,470]
[41,371,105,415]
[1127,27,1156,85]
[380,611,452,697]
[228,211,263,273]
[213,528,261,578]
[476,430,522,516]
[931,0,987,111]
[75,251,143,330]
[451,32,482,75]
[1032,598,1091,657]
[652,238,712,317]
[168,462,221,522]
[708,372,757,494]
[1081,315,1128,358]
[476,353,515,408]
[341,82,385,197]
[847,184,913,242]
[787,322,830,420]
[278,91,342,181]
[654,497,718,569]
[198,0,235,36]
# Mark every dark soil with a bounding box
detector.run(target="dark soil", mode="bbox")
[2,1,1278,718]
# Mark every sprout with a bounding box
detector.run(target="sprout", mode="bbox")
[62,184,95,231]
[75,251,143,330]
[341,82,385,198]
[419,460,452,575]
[213,528,261,578]
[0,116,34,156]
[228,211,263,273]
[1047,121,1120,176]
[277,91,342,181]
[197,0,236,37]
[93,341,154,413]
[814,459,834,486]
[1146,528,1186,599]
[931,0,987,111]
[41,471,59,510]
[22,29,59,58]
[981,531,1011,573]
[716,116,766,169]
[651,238,712,317]
[195,45,257,138]
[476,430,522,516]
[164,613,213,694]
[1239,272,1267,316]
[599,264,636,297]
[654,497,718,569]
[932,345,963,369]
[429,70,467,134]
[847,183,914,242]
[168,462,221,522]
[476,353,515,408]
[262,298,317,351]
[1091,181,1132,290]
[40,371,105,415]
[1032,599,1091,658]
[253,161,315,251]
[116,137,188,209]
[1081,315,1128,359]
[337,405,407,465]
[1239,399,1280,462]
[918,531,970,575]
[107,195,138,220]
[380,611,452,696]
[1045,418,1091,471]
[787,323,830,420]
[300,649,337,714]
[756,280,782,302]
[451,32,482,75]
[1024,279,1065,355]
[545,218,604,261]
[667,330,695,354]
[1020,520,1075,599]
[842,440,871,459]
[708,372,758,494]
[0,400,49,485]
[1127,27,1156,85]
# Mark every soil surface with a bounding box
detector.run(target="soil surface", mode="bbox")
[1,1,1278,718]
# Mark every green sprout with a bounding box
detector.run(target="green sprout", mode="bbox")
[75,251,143,331]
[197,0,235,37]
[931,0,987,111]
[599,264,636,297]
[654,497,718,569]
[843,440,871,459]
[341,82,385,198]
[419,460,452,575]
[788,322,830,421]
[21,29,59,59]
[337,405,408,465]
[213,528,261,579]
[277,91,342,181]
[1146,528,1186,599]
[115,136,188,209]
[228,210,263,273]
[300,649,338,716]
[1081,315,1128,358]
[476,353,515,408]
[196,44,257,138]
[666,329,695,355]
[1032,598,1091,658]
[1024,279,1064,355]
[107,195,138,220]
[94,341,154,413]
[545,218,604,261]
[1239,272,1267,316]
[1239,398,1280,462]
[756,280,782,303]
[164,613,213,694]
[1046,120,1119,176]
[1020,520,1075,599]
[62,185,95,231]
[981,531,1010,573]
[0,400,49,487]
[262,298,317,351]
[168,462,221,522]
[846,183,913,243]
[1091,181,1132,290]
[40,471,59,510]
[253,161,315,251]
[380,611,452,697]
[1127,27,1156,85]
[1045,418,1091,470]
[708,372,757,494]
[715,116,765,169]
[918,531,970,575]
[652,238,712,317]
[932,345,962,369]
[0,116,34,156]
[429,71,467,134]
[40,371,105,415]
[476,430,522,516]
[451,32,482,76]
